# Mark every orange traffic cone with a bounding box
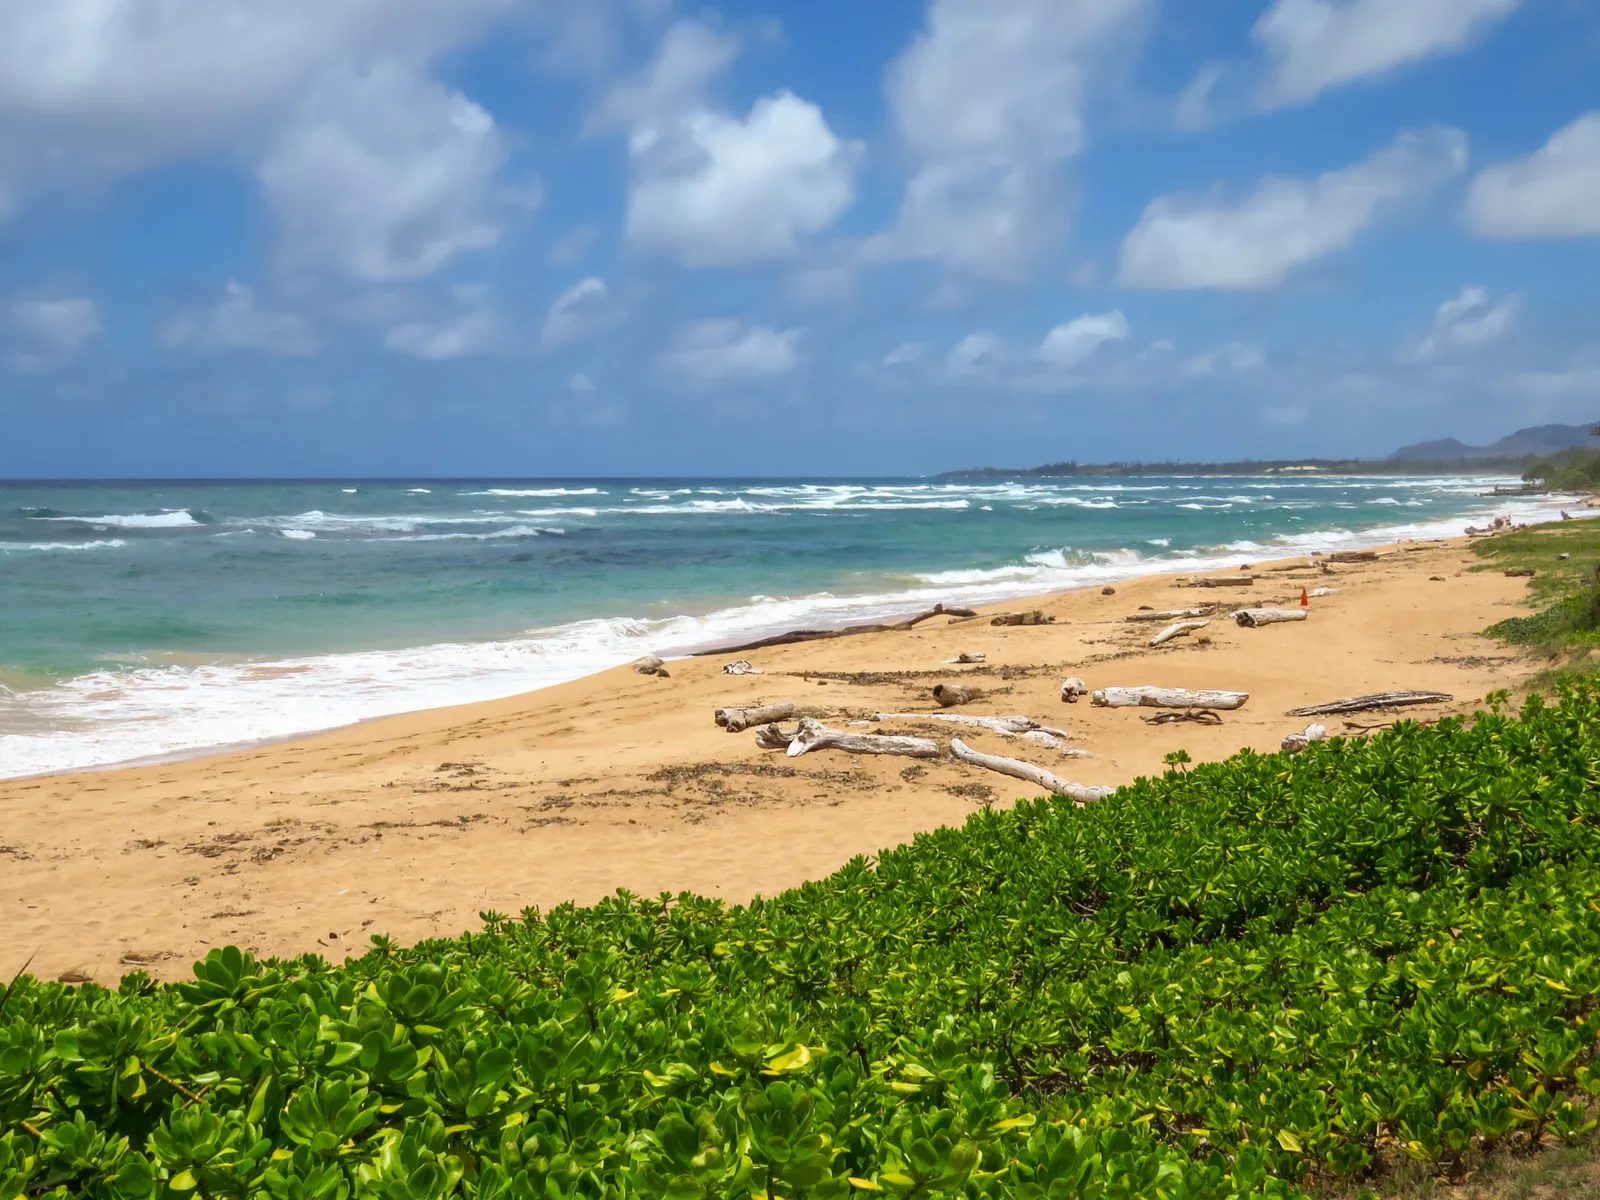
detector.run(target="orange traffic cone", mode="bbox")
[1300,588,1310,608]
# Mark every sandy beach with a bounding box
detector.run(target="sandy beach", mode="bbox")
[0,536,1544,985]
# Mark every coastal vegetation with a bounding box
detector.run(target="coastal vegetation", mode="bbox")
[6,678,1600,1198]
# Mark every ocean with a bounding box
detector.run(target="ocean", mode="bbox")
[0,475,1560,779]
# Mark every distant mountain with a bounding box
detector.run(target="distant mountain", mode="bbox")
[1389,423,1600,462]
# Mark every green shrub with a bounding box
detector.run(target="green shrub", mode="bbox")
[7,688,1600,1198]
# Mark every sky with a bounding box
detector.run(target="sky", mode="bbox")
[1,0,1598,478]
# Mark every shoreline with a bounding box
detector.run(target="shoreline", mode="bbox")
[1,486,1570,782]
[0,530,1559,985]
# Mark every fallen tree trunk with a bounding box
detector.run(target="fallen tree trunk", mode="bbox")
[1180,577,1256,589]
[780,716,940,759]
[949,737,1114,804]
[874,712,1066,738]
[714,701,798,733]
[1060,677,1089,704]
[1092,686,1250,710]
[1151,619,1210,646]
[1286,691,1452,717]
[991,610,1054,626]
[1125,607,1215,623]
[1328,550,1379,563]
[1234,608,1309,628]
[1281,723,1328,753]
[691,603,977,656]
[932,683,983,707]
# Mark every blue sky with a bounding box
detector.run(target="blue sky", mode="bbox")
[2,0,1598,477]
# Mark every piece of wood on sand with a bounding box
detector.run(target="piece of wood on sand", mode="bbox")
[1233,608,1308,628]
[949,737,1114,805]
[874,712,1067,738]
[1092,686,1250,710]
[1060,676,1089,703]
[1285,691,1452,718]
[1328,550,1379,563]
[1125,607,1215,623]
[1179,577,1256,589]
[692,602,977,657]
[714,701,798,733]
[760,716,940,759]
[991,610,1055,626]
[943,652,986,664]
[1281,723,1328,753]
[1150,619,1210,646]
[721,659,762,675]
[932,683,983,707]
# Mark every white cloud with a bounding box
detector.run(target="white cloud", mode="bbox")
[1467,112,1600,239]
[384,286,499,359]
[12,297,103,356]
[0,0,515,214]
[568,373,596,393]
[1174,63,1224,131]
[1410,286,1517,361]
[661,319,803,385]
[626,93,860,268]
[1037,310,1129,368]
[1254,0,1519,108]
[160,282,317,355]
[258,63,507,281]
[1119,126,1467,290]
[869,0,1149,279]
[542,277,614,348]
[595,20,859,268]
[1184,343,1265,378]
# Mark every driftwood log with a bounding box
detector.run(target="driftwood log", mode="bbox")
[1286,691,1452,718]
[1234,608,1308,628]
[949,738,1114,804]
[1126,607,1215,623]
[774,717,940,759]
[1092,686,1250,711]
[721,659,762,675]
[1151,619,1210,646]
[1281,723,1328,753]
[715,701,798,733]
[633,655,669,676]
[933,683,983,707]
[692,603,977,657]
[1060,677,1089,703]
[991,610,1054,626]
[1310,587,1337,598]
[1328,550,1379,563]
[1180,577,1256,589]
[874,712,1066,738]
[942,652,986,664]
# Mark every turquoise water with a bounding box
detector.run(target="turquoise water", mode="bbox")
[0,475,1545,777]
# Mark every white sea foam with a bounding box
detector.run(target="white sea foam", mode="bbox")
[384,525,563,542]
[0,539,126,553]
[280,529,317,540]
[34,511,200,529]
[460,487,604,498]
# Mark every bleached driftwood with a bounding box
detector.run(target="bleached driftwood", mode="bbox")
[1125,607,1215,623]
[693,603,977,656]
[991,610,1055,626]
[874,712,1067,738]
[775,716,940,759]
[1180,577,1256,589]
[1060,677,1089,703]
[633,655,669,676]
[1092,686,1250,711]
[932,683,983,707]
[1281,723,1328,753]
[942,652,986,664]
[1234,608,1309,628]
[1310,587,1337,598]
[949,738,1114,804]
[1151,619,1210,646]
[721,659,762,675]
[1286,691,1452,718]
[715,701,798,733]
[1328,550,1379,563]
[1016,730,1094,756]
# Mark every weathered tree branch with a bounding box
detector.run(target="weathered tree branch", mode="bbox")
[1091,686,1250,710]
[949,738,1114,804]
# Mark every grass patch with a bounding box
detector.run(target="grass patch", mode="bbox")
[1476,520,1600,656]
